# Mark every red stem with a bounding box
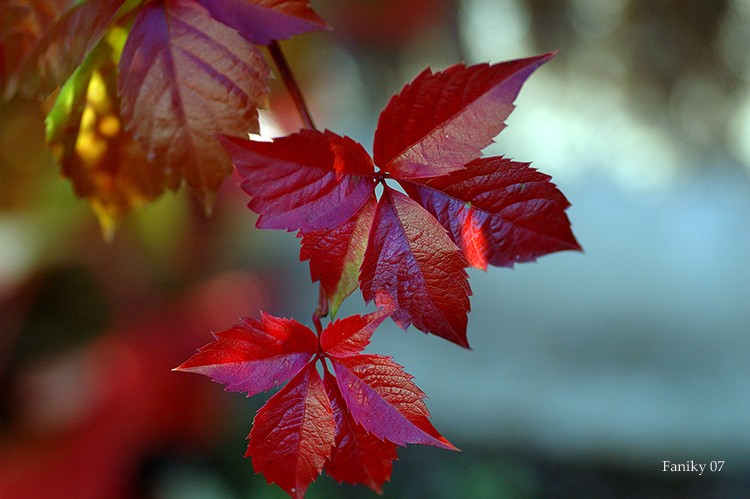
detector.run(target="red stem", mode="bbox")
[312,285,328,334]
[269,40,328,329]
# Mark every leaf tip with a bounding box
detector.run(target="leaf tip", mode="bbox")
[173,356,200,372]
[440,438,461,452]
[570,239,584,254]
[172,363,188,373]
[100,221,118,244]
[198,189,218,216]
[91,202,120,243]
[454,335,471,350]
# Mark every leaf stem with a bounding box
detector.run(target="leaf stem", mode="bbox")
[312,284,328,334]
[269,41,328,328]
[269,41,316,131]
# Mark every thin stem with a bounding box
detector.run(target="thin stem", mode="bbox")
[312,284,328,334]
[269,40,316,130]
[269,41,328,327]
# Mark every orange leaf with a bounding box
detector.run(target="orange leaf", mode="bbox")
[46,28,171,239]
[119,0,270,209]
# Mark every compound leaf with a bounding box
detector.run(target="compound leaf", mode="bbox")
[179,308,456,496]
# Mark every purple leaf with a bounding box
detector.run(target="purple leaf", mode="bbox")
[174,312,317,396]
[331,354,456,450]
[220,129,377,233]
[360,188,471,347]
[197,0,329,45]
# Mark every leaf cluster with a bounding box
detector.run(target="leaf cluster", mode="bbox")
[177,309,455,497]
[2,0,326,237]
[2,1,581,497]
[221,54,581,347]
[200,51,580,496]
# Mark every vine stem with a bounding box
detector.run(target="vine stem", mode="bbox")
[269,40,327,330]
[269,40,317,131]
[312,285,328,334]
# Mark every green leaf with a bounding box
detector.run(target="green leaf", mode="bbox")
[46,25,169,239]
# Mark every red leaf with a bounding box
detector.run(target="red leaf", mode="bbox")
[360,188,471,347]
[299,195,377,316]
[179,308,458,495]
[197,0,329,45]
[331,354,456,450]
[119,0,270,206]
[319,309,391,358]
[323,369,397,493]
[406,157,582,269]
[175,312,317,396]
[373,53,555,178]
[4,0,126,99]
[221,129,377,232]
[247,363,335,499]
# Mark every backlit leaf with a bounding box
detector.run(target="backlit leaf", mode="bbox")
[45,26,168,239]
[373,53,555,178]
[300,195,376,316]
[179,308,456,495]
[319,309,390,358]
[331,354,456,450]
[406,156,582,269]
[323,369,397,494]
[246,363,335,499]
[119,0,270,208]
[360,188,471,347]
[221,129,376,232]
[175,312,317,396]
[197,0,328,45]
[10,0,129,99]
[0,0,68,99]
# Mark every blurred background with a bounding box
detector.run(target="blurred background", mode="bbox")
[2,0,750,497]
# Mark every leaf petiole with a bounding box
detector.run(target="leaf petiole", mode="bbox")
[312,284,328,333]
[268,40,316,131]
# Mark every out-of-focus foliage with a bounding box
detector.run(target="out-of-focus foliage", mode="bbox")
[46,27,163,240]
[2,0,327,233]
